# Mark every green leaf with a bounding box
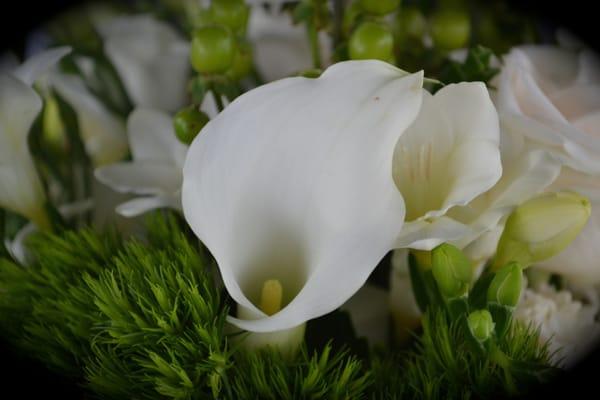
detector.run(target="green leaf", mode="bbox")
[438,45,500,87]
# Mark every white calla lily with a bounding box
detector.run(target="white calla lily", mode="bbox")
[183,60,424,333]
[0,47,71,229]
[392,82,502,250]
[95,108,187,217]
[96,15,190,112]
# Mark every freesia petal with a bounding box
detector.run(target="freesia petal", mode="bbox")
[97,15,190,112]
[95,161,182,195]
[392,82,501,242]
[51,73,128,166]
[116,195,178,217]
[12,46,71,86]
[395,216,473,250]
[127,108,187,167]
[183,61,423,332]
[0,74,46,222]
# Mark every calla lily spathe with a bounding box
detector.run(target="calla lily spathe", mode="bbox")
[96,15,191,113]
[183,60,424,332]
[0,47,71,229]
[392,82,502,250]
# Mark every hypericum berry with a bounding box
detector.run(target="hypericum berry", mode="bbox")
[395,7,427,41]
[359,0,400,16]
[210,0,249,33]
[349,22,394,62]
[190,26,235,74]
[173,107,210,144]
[227,41,253,81]
[430,10,471,50]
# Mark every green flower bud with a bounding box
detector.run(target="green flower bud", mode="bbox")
[190,26,235,74]
[349,22,394,62]
[467,309,494,342]
[359,0,401,16]
[487,262,523,307]
[430,10,471,50]
[173,107,210,145]
[494,192,591,269]
[431,243,472,299]
[227,41,253,81]
[210,0,249,33]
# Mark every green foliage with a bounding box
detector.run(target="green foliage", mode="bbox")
[372,308,557,399]
[0,228,122,374]
[0,213,372,399]
[438,45,500,87]
[230,345,370,400]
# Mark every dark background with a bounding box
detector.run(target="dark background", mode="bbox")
[1,0,599,398]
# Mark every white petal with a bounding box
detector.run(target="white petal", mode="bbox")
[95,161,182,195]
[183,61,423,332]
[0,74,46,222]
[395,216,473,250]
[392,82,501,241]
[116,195,178,217]
[51,73,128,166]
[12,46,71,86]
[127,108,187,167]
[97,15,190,112]
[549,84,600,121]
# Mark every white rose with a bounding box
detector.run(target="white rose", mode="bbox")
[496,44,600,284]
[495,44,600,174]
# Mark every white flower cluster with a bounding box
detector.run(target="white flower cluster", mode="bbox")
[515,283,600,368]
[1,3,600,359]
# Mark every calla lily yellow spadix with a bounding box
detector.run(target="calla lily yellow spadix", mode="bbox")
[182,60,424,334]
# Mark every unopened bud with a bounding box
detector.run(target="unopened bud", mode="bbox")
[487,262,523,307]
[173,107,210,145]
[467,309,494,342]
[431,243,472,299]
[494,191,591,269]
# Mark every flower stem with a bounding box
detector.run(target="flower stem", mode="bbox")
[490,343,518,395]
[210,83,225,113]
[306,21,322,69]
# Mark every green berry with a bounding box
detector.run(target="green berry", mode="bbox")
[396,7,426,40]
[210,0,249,33]
[349,22,394,61]
[173,107,210,145]
[359,0,400,16]
[190,26,235,74]
[227,42,253,81]
[430,10,471,50]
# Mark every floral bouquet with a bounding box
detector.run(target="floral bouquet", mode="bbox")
[1,0,599,398]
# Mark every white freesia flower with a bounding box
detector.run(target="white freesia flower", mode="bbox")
[392,82,502,250]
[515,282,600,368]
[495,45,600,174]
[94,94,221,217]
[51,73,128,166]
[0,47,71,229]
[183,60,424,333]
[96,15,190,112]
[95,109,186,217]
